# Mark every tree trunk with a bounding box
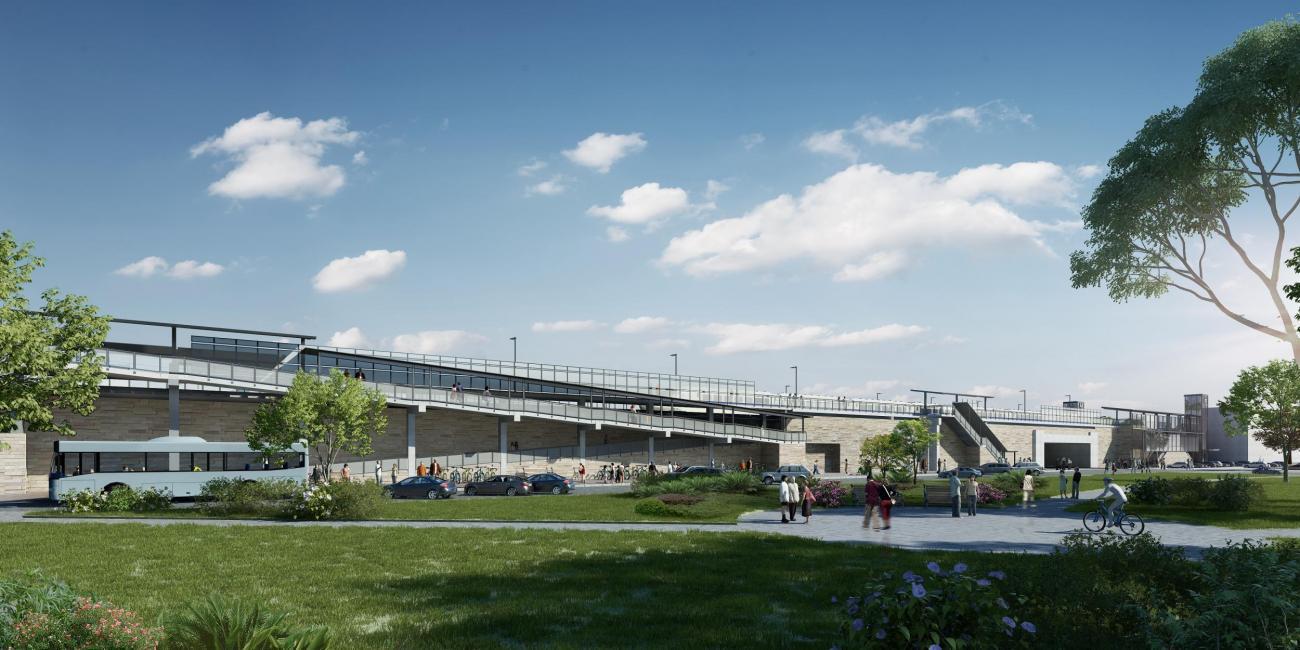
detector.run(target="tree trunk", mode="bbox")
[1286,446,1292,484]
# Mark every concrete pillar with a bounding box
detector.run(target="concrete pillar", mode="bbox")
[706,407,714,423]
[648,434,656,464]
[577,425,587,460]
[499,417,509,474]
[406,407,417,478]
[167,379,180,471]
[708,439,715,467]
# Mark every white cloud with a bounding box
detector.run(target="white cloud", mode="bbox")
[114,256,169,278]
[352,150,368,166]
[1075,164,1103,179]
[740,133,765,150]
[312,249,406,293]
[852,101,1031,150]
[697,322,926,355]
[531,320,603,333]
[660,162,1080,281]
[588,182,691,226]
[969,385,1024,399]
[614,316,672,334]
[115,256,223,279]
[167,260,224,279]
[805,379,903,399]
[526,176,566,196]
[1078,381,1108,394]
[606,226,630,243]
[328,326,371,348]
[389,330,487,354]
[648,338,691,350]
[938,335,969,345]
[563,132,646,173]
[517,159,547,176]
[191,112,359,200]
[802,129,857,160]
[704,179,730,202]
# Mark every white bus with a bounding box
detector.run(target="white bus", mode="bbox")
[49,436,308,501]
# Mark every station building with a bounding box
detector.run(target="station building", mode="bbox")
[0,319,1209,496]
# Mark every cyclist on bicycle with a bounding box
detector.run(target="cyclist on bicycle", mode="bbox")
[1097,477,1128,524]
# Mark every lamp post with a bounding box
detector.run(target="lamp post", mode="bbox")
[669,353,678,375]
[509,337,517,364]
[1020,389,1027,411]
[790,365,798,396]
[876,392,882,400]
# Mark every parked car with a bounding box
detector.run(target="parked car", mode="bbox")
[760,465,811,485]
[1012,462,1044,476]
[979,462,1012,474]
[527,473,572,495]
[1253,465,1283,475]
[1243,461,1265,469]
[463,475,531,496]
[666,466,723,479]
[1168,461,1190,469]
[937,467,983,479]
[384,476,456,500]
[1270,461,1285,468]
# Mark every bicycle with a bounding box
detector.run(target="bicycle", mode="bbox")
[1082,500,1145,535]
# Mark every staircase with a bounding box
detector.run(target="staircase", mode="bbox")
[943,402,1008,465]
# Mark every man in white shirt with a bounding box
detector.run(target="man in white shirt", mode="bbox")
[1098,477,1129,524]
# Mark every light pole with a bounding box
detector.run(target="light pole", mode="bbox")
[669,353,678,375]
[790,365,798,396]
[876,392,882,400]
[509,337,517,364]
[784,384,790,394]
[1020,389,1027,411]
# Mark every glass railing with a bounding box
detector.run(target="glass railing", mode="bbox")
[731,392,1116,426]
[95,350,801,444]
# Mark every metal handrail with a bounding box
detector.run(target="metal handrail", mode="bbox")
[94,350,802,444]
[950,405,1007,465]
[727,392,1115,427]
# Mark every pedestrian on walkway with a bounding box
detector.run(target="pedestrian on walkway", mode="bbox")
[966,475,979,517]
[949,472,962,518]
[1058,468,1068,499]
[341,463,351,482]
[877,481,893,530]
[863,477,882,529]
[784,476,799,523]
[1071,467,1081,499]
[417,462,426,477]
[579,462,586,483]
[799,476,816,523]
[780,475,794,523]
[1021,472,1035,508]
[375,462,382,485]
[812,461,820,476]
[391,463,398,485]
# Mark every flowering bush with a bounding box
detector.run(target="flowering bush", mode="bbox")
[1,574,159,650]
[976,483,1007,504]
[832,561,1037,648]
[59,487,173,513]
[810,479,851,508]
[282,479,383,520]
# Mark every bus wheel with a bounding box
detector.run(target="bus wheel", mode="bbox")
[102,483,127,494]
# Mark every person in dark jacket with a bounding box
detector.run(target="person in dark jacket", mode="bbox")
[1071,467,1082,499]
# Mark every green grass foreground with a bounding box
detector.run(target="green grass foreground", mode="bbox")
[29,492,777,524]
[0,523,1051,648]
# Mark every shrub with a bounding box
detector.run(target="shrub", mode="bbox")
[832,561,1038,648]
[282,479,383,521]
[634,497,692,518]
[165,594,333,650]
[976,482,1007,504]
[0,573,159,650]
[630,471,759,498]
[59,486,172,513]
[656,493,703,506]
[199,478,301,516]
[987,471,1040,498]
[884,468,912,486]
[1168,476,1212,506]
[1207,474,1263,512]
[1126,476,1172,505]
[809,479,851,508]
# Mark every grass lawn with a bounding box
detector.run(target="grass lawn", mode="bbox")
[0,523,1065,648]
[29,492,777,524]
[1060,471,1300,529]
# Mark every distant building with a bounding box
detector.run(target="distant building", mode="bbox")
[1205,407,1282,464]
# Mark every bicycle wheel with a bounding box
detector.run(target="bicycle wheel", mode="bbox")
[1082,509,1107,533]
[1118,513,1145,535]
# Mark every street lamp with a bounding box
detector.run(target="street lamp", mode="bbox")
[509,337,517,364]
[669,353,678,375]
[1020,389,1027,411]
[790,365,799,396]
[876,392,882,400]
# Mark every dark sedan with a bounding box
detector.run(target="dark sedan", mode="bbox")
[937,467,983,479]
[463,475,531,496]
[528,473,573,495]
[384,476,456,500]
[666,466,723,478]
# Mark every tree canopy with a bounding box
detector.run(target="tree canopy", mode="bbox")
[246,369,388,480]
[1072,19,1300,360]
[1220,359,1300,482]
[889,418,940,484]
[859,434,905,477]
[0,231,110,436]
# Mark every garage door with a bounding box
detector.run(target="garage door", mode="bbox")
[1043,442,1092,468]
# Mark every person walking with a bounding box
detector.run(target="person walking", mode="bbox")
[1071,467,1082,499]
[340,463,351,482]
[799,477,816,523]
[863,477,882,530]
[965,474,979,517]
[416,462,426,477]
[1021,471,1036,508]
[374,462,382,485]
[1058,468,1068,499]
[578,462,586,483]
[877,481,893,530]
[812,461,820,476]
[949,472,962,518]
[391,463,398,485]
[780,475,794,523]
[784,476,799,523]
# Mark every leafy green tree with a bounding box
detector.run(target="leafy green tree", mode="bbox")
[246,369,388,480]
[0,231,110,437]
[890,418,940,485]
[859,434,904,478]
[1219,359,1300,483]
[1072,20,1300,361]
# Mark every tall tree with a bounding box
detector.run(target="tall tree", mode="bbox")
[0,231,110,437]
[1219,359,1300,483]
[890,418,940,485]
[246,369,388,480]
[859,434,904,478]
[1072,20,1300,360]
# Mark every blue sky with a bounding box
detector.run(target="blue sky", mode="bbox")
[3,2,1297,411]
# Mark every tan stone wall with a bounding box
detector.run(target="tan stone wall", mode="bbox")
[1,432,26,496]
[780,415,908,472]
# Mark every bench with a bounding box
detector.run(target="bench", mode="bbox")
[921,483,953,507]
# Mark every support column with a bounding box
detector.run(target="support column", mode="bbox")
[167,379,180,471]
[706,407,715,423]
[577,425,587,460]
[499,417,509,474]
[406,406,417,478]
[708,439,715,468]
[648,434,656,464]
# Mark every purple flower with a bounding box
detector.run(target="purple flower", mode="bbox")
[977,579,992,587]
[1021,621,1037,634]
[952,562,968,574]
[847,602,859,615]
[929,645,941,650]
[988,570,1006,580]
[851,618,864,632]
[830,596,838,603]
[911,582,927,598]
[875,629,886,640]
[926,561,943,574]
[902,570,919,583]
[1002,616,1016,628]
